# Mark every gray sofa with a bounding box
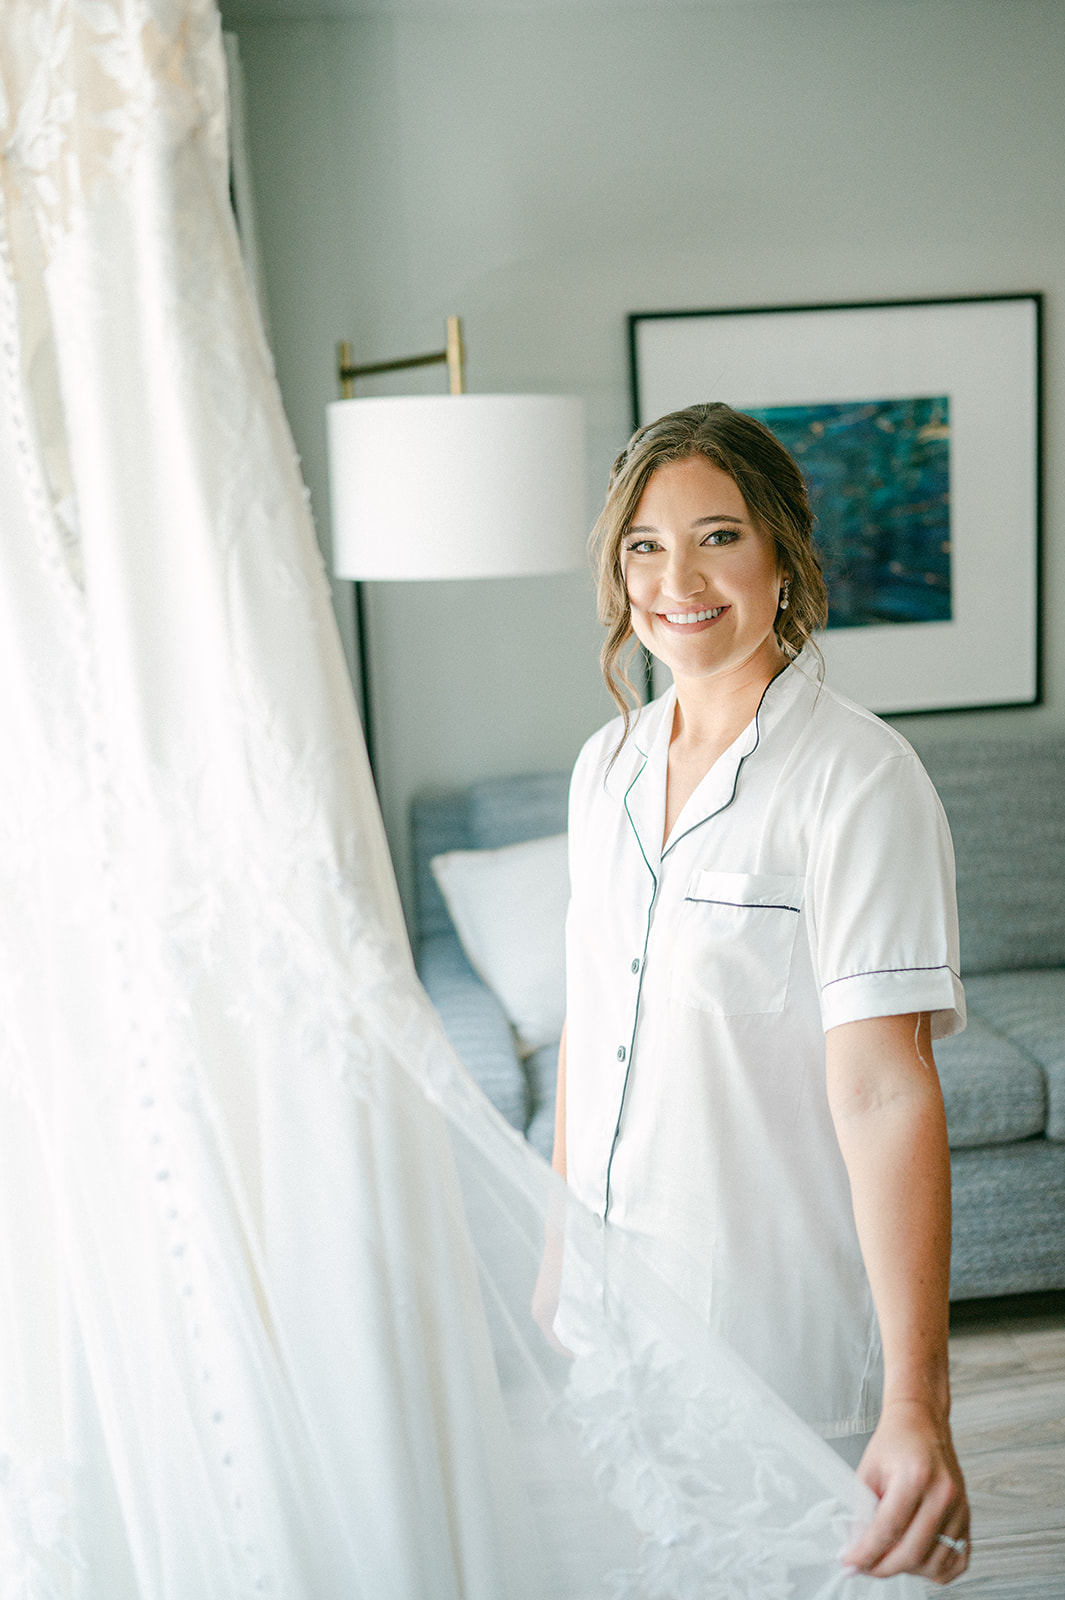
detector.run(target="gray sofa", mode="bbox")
[411,737,1065,1300]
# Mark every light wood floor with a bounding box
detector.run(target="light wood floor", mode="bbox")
[947,1291,1065,1597]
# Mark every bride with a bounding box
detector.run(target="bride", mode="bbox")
[556,403,969,1583]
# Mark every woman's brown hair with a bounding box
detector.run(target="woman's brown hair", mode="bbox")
[589,402,828,743]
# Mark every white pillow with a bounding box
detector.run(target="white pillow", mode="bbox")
[430,832,568,1057]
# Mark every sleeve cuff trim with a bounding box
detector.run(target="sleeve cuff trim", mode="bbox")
[821,962,961,990]
[820,966,965,1039]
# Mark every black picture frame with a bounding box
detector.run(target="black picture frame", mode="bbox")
[629,294,1042,716]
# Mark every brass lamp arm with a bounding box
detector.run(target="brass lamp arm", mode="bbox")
[337,315,465,399]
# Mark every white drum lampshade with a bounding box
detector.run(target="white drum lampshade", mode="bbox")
[327,393,587,581]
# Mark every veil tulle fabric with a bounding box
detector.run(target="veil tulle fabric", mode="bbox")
[0,4,924,1596]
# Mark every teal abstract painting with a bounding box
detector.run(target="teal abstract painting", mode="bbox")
[745,397,952,629]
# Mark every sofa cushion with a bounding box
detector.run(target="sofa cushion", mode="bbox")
[467,772,570,851]
[411,791,476,941]
[965,969,1065,1142]
[410,773,570,944]
[416,932,528,1131]
[430,833,568,1056]
[949,1141,1065,1298]
[523,1042,560,1162]
[917,738,1065,976]
[933,1015,1046,1147]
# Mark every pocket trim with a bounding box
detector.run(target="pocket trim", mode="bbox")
[684,869,804,915]
[685,895,800,913]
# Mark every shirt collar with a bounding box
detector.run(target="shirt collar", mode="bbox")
[620,651,820,870]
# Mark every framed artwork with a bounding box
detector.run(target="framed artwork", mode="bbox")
[629,295,1042,715]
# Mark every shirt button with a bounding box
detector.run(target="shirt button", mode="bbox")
[617,1045,626,1062]
[630,958,640,974]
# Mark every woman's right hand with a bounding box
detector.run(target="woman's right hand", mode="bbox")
[532,1022,574,1353]
[531,1222,572,1355]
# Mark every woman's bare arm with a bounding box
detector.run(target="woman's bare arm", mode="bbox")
[826,1011,969,1584]
[531,1022,569,1350]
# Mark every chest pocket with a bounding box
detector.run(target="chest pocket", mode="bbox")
[670,870,804,1016]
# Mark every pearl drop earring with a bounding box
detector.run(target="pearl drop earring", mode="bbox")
[779,580,790,611]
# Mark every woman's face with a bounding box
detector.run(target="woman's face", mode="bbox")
[621,455,786,689]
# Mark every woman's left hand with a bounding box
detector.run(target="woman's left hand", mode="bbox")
[842,1398,970,1583]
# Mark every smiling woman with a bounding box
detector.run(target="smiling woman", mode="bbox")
[553,402,974,1585]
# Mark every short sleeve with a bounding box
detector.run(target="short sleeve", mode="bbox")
[809,754,965,1039]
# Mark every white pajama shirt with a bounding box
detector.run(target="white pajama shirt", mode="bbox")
[564,656,964,1434]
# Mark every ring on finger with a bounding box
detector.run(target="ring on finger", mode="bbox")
[936,1534,968,1555]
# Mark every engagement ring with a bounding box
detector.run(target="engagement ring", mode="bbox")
[936,1534,968,1555]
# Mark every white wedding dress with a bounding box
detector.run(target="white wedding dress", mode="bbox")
[0,3,923,1595]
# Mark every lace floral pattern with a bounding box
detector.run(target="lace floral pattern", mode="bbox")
[564,1338,865,1599]
[1,0,226,262]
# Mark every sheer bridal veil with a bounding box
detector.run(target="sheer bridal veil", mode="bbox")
[0,3,921,1595]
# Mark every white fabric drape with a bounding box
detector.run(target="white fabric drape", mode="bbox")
[0,3,923,1596]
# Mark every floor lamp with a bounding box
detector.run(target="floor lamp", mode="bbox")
[326,318,587,777]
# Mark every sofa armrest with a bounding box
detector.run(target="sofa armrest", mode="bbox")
[416,932,528,1132]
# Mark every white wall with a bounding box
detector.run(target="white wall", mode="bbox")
[228,0,1065,914]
